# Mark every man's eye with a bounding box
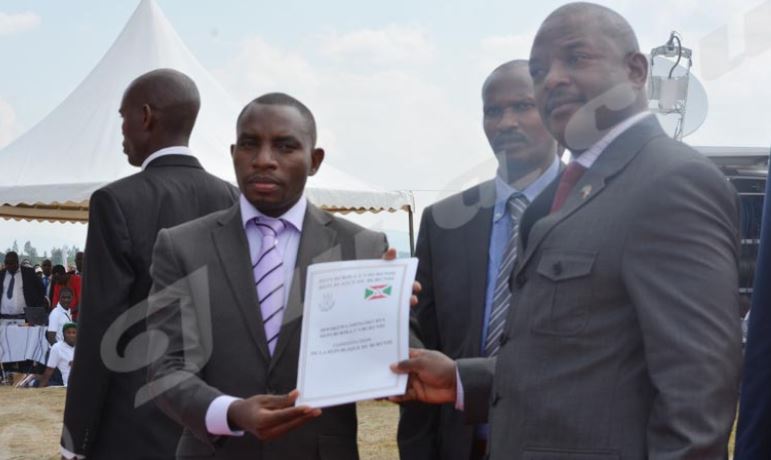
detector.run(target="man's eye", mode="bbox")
[568,54,588,65]
[484,107,502,117]
[276,142,298,153]
[238,139,257,148]
[530,67,545,81]
[514,103,534,111]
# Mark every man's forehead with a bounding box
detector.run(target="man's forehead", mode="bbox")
[238,104,311,136]
[484,74,534,99]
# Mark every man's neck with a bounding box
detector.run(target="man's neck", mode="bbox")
[497,155,557,191]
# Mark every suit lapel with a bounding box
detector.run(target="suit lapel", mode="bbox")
[269,204,338,370]
[211,204,271,363]
[463,181,495,356]
[516,115,666,275]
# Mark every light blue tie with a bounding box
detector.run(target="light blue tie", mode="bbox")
[252,218,286,355]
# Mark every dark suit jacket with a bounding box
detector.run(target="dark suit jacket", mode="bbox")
[459,116,742,459]
[63,154,239,459]
[735,160,771,459]
[398,180,496,460]
[0,266,46,311]
[146,202,387,459]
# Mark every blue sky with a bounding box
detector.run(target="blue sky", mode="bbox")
[1,0,770,253]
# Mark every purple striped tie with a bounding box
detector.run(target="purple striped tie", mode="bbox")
[253,217,286,355]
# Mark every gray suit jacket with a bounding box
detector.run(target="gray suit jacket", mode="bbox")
[398,181,495,460]
[459,116,742,459]
[147,201,387,459]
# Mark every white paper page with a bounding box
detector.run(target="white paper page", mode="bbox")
[296,257,418,408]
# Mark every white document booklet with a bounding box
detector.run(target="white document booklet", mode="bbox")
[295,257,418,408]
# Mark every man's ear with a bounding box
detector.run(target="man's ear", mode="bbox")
[142,104,154,130]
[626,52,648,89]
[309,148,325,176]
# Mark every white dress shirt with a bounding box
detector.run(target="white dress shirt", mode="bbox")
[205,194,308,436]
[140,145,195,170]
[1,271,26,315]
[47,341,75,386]
[572,111,653,169]
[48,304,73,343]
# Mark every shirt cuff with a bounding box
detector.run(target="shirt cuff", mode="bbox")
[455,365,464,411]
[60,446,85,459]
[206,395,246,436]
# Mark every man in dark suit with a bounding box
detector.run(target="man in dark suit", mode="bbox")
[393,3,742,459]
[146,93,387,459]
[397,60,560,460]
[736,163,771,458]
[1,251,46,319]
[61,68,238,459]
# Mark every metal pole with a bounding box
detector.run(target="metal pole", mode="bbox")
[408,208,415,256]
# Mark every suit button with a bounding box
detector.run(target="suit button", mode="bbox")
[552,261,563,276]
[491,392,501,406]
[498,333,508,347]
[515,273,527,288]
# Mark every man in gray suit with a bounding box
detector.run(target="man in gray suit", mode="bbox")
[62,69,238,459]
[393,3,742,459]
[146,93,387,459]
[398,60,560,460]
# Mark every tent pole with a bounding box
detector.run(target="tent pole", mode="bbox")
[408,207,415,256]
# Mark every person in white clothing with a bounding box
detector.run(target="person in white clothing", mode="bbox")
[39,322,77,387]
[47,287,74,345]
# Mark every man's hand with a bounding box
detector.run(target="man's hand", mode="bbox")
[227,390,321,441]
[382,247,421,307]
[390,348,457,405]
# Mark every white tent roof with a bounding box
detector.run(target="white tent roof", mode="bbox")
[0,0,413,222]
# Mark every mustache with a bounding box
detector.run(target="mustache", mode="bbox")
[245,174,280,184]
[544,90,585,114]
[493,131,528,148]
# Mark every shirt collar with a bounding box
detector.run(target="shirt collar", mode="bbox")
[140,146,194,171]
[239,194,307,233]
[572,111,653,169]
[494,155,561,222]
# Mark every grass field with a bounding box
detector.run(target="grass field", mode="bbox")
[0,386,400,460]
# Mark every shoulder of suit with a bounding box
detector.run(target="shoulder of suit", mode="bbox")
[161,204,236,238]
[637,136,726,181]
[96,168,237,204]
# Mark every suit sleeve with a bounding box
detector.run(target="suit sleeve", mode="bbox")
[146,228,225,444]
[62,188,136,455]
[621,160,742,458]
[457,357,495,425]
[398,208,441,460]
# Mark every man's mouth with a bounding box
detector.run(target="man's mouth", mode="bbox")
[494,133,528,150]
[246,176,281,193]
[545,95,584,117]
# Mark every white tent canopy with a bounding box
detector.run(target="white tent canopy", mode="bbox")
[0,0,413,222]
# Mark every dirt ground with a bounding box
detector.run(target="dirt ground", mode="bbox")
[0,386,400,460]
[0,385,738,459]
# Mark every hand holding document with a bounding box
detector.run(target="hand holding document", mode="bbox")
[296,258,418,407]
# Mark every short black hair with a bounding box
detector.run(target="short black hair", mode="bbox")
[52,264,66,275]
[59,287,73,296]
[237,92,318,146]
[62,322,78,333]
[126,68,201,138]
[482,59,530,98]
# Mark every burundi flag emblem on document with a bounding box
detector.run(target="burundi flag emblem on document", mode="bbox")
[364,284,392,300]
